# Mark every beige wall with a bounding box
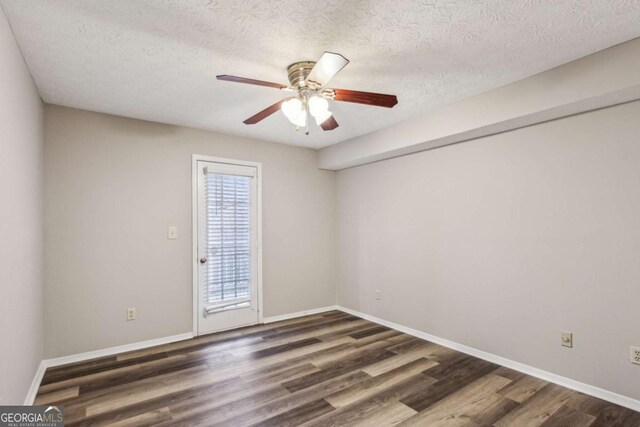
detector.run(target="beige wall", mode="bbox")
[337,100,640,400]
[0,7,43,404]
[44,105,336,358]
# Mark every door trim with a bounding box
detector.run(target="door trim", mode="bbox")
[191,154,263,336]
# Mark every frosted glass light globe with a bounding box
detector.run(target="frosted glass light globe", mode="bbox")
[308,95,329,118]
[281,98,302,120]
[314,109,332,126]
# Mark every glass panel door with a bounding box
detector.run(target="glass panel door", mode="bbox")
[196,160,259,334]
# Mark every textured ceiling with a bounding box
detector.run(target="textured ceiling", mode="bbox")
[2,1,640,149]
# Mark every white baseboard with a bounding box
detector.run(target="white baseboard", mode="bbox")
[24,332,193,404]
[23,308,340,404]
[24,361,47,405]
[262,305,338,324]
[43,332,194,369]
[336,305,640,413]
[27,306,639,412]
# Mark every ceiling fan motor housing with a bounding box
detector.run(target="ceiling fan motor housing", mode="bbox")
[287,61,317,91]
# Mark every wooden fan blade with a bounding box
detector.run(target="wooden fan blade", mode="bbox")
[332,88,398,108]
[217,75,288,89]
[243,98,291,125]
[305,52,349,88]
[320,115,339,131]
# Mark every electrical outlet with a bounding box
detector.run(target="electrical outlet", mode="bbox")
[167,226,178,240]
[127,307,136,321]
[375,290,381,300]
[561,332,573,348]
[631,346,640,365]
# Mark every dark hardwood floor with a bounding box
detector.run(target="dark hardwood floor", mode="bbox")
[35,311,640,426]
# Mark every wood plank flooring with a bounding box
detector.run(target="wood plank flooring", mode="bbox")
[36,311,640,426]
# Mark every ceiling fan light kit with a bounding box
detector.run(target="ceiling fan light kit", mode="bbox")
[281,98,308,127]
[281,93,333,131]
[217,52,398,134]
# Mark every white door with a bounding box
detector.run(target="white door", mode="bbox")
[195,159,260,334]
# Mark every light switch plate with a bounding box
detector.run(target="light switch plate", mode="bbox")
[631,346,640,365]
[561,331,573,348]
[168,226,178,239]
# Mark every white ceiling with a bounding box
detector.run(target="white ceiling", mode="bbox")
[2,1,640,149]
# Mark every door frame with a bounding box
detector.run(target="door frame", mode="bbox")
[191,154,263,336]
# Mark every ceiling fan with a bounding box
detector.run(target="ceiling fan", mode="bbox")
[216,52,398,134]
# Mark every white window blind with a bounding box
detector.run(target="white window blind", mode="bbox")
[204,172,252,311]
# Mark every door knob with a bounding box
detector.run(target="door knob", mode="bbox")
[200,257,207,264]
